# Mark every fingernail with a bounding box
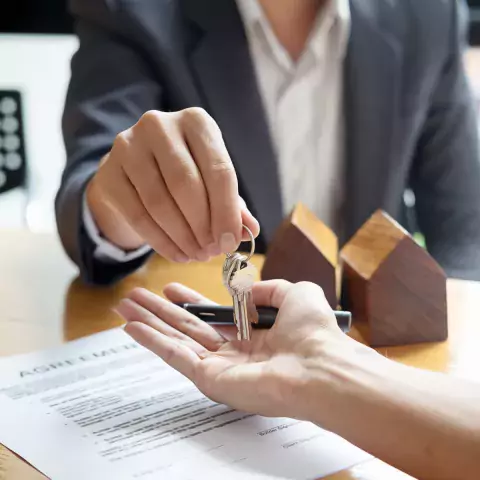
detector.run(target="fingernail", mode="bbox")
[175,253,190,263]
[196,249,210,262]
[206,243,221,257]
[220,233,238,254]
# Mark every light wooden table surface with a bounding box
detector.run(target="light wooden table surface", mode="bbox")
[0,229,479,480]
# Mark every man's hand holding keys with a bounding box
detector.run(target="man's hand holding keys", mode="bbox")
[86,108,260,262]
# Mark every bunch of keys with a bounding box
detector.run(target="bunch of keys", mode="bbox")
[222,226,258,341]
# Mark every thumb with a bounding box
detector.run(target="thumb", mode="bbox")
[252,280,293,308]
[239,197,260,240]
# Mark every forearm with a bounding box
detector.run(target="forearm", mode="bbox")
[304,340,480,479]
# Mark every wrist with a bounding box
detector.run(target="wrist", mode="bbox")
[294,336,389,426]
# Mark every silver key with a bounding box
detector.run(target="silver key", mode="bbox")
[221,225,258,341]
[234,291,248,341]
[230,261,257,321]
[222,254,247,340]
[225,256,258,341]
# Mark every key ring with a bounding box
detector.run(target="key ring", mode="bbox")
[226,225,255,262]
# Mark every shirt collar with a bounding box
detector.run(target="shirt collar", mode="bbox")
[310,0,351,60]
[235,0,264,32]
[236,0,351,67]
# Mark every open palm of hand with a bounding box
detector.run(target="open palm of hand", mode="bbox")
[117,280,347,420]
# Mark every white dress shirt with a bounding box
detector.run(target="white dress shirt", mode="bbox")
[84,0,351,262]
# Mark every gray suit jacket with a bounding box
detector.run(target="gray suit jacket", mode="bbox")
[56,0,480,285]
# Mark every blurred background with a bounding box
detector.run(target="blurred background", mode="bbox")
[0,0,75,231]
[0,1,480,234]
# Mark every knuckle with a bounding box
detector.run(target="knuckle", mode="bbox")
[181,107,215,130]
[138,112,184,158]
[112,130,131,152]
[182,106,209,122]
[208,160,236,183]
[210,158,235,175]
[168,169,201,194]
[136,110,172,140]
[139,110,163,128]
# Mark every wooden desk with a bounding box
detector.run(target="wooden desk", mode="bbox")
[1,230,479,480]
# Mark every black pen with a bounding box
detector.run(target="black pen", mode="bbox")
[174,303,352,334]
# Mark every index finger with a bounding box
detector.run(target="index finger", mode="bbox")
[125,322,200,382]
[181,108,242,253]
[163,283,217,305]
[127,288,226,351]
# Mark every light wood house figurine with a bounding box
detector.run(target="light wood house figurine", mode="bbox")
[340,210,448,347]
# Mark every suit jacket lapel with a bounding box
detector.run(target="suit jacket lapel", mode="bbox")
[343,0,402,242]
[181,0,283,246]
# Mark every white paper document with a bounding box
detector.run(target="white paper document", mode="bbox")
[0,328,370,479]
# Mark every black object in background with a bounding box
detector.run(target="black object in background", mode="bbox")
[468,0,480,45]
[0,0,73,34]
[0,91,27,194]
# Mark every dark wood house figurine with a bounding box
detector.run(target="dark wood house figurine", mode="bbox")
[340,210,448,347]
[261,203,338,309]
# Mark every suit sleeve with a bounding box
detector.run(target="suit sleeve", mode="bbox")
[411,0,480,281]
[55,0,159,285]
